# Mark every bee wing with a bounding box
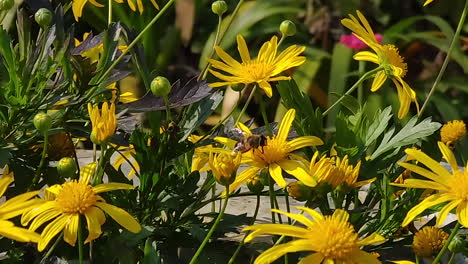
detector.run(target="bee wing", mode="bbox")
[250,122,298,140]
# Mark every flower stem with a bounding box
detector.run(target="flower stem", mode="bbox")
[31,131,48,190]
[163,95,172,121]
[322,66,383,117]
[40,233,63,264]
[188,186,230,264]
[108,0,113,26]
[234,85,257,125]
[448,251,456,264]
[199,15,223,80]
[358,61,365,105]
[227,195,260,264]
[92,143,108,185]
[419,0,468,117]
[97,0,176,85]
[78,219,84,264]
[432,221,460,264]
[258,93,272,136]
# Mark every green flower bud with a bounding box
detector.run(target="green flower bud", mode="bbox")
[0,0,14,11]
[287,181,312,202]
[247,174,264,194]
[35,8,53,29]
[57,157,77,178]
[150,76,171,97]
[33,112,52,132]
[280,20,296,37]
[230,83,245,92]
[448,234,465,253]
[211,1,227,16]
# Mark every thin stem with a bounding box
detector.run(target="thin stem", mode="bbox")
[40,233,63,264]
[198,0,245,80]
[227,195,261,264]
[284,192,292,225]
[258,95,272,136]
[163,95,172,121]
[419,0,468,117]
[199,15,223,80]
[322,66,383,116]
[78,218,84,264]
[92,143,108,185]
[234,85,257,125]
[97,0,176,84]
[108,0,113,26]
[268,177,277,224]
[415,256,420,264]
[188,185,230,264]
[448,252,456,264]
[31,131,48,190]
[358,61,365,105]
[432,221,461,264]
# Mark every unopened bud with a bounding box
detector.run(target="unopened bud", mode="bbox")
[150,76,171,97]
[280,20,296,37]
[35,8,53,29]
[230,83,244,92]
[57,157,77,178]
[211,1,227,16]
[0,0,14,11]
[287,181,311,201]
[33,112,52,132]
[247,174,264,194]
[448,234,465,253]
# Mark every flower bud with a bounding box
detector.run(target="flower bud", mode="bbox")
[57,157,77,178]
[287,181,312,201]
[35,8,53,29]
[211,1,227,16]
[0,0,14,11]
[209,152,241,186]
[280,20,296,37]
[230,83,245,92]
[150,76,171,97]
[247,174,264,194]
[448,234,465,253]
[33,112,52,132]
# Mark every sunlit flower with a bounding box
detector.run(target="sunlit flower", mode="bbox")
[423,0,436,6]
[413,226,448,258]
[88,102,117,144]
[307,151,334,186]
[72,0,159,21]
[341,11,418,119]
[340,33,383,50]
[189,135,236,172]
[392,142,468,227]
[209,152,242,186]
[0,166,41,243]
[231,109,323,189]
[208,35,306,98]
[21,163,141,252]
[243,208,385,264]
[113,145,139,178]
[440,120,466,148]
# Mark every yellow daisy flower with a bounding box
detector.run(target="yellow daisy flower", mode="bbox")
[440,120,466,148]
[209,152,242,186]
[393,142,468,227]
[341,11,419,119]
[72,0,159,21]
[189,135,237,173]
[229,109,323,190]
[243,208,385,264]
[21,163,141,252]
[88,102,117,144]
[0,166,41,243]
[412,226,448,258]
[208,35,306,98]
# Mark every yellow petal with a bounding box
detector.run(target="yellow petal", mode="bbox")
[391,178,447,191]
[95,202,141,233]
[63,215,79,246]
[236,35,251,63]
[21,201,56,226]
[296,206,324,221]
[277,109,295,143]
[226,167,260,196]
[84,207,105,243]
[405,148,452,182]
[358,232,386,246]
[269,163,287,188]
[353,51,379,64]
[397,162,448,187]
[92,183,134,194]
[438,141,460,173]
[0,220,40,242]
[287,136,323,151]
[402,193,453,226]
[370,71,387,92]
[297,253,324,264]
[38,215,69,252]
[270,209,315,228]
[80,162,97,184]
[456,200,468,227]
[350,250,381,264]
[277,160,316,187]
[214,46,243,69]
[253,239,312,264]
[437,200,460,226]
[258,81,273,98]
[28,208,62,232]
[243,223,309,242]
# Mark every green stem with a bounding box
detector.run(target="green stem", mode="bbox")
[358,61,365,105]
[322,66,383,116]
[258,94,272,136]
[199,15,223,80]
[40,233,63,264]
[97,0,176,85]
[78,218,84,264]
[419,0,468,117]
[268,176,277,224]
[415,256,420,264]
[284,192,292,225]
[432,221,460,264]
[447,252,456,264]
[31,131,48,190]
[227,195,261,264]
[234,85,257,125]
[189,186,230,264]
[199,0,245,80]
[108,0,113,26]
[163,95,172,121]
[92,143,108,185]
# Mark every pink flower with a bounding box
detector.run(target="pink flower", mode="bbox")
[340,33,383,50]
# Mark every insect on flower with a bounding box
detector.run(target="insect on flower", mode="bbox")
[231,128,268,155]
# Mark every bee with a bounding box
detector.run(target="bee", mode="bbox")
[232,130,268,155]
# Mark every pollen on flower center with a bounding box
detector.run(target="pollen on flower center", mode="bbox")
[253,137,288,164]
[379,44,407,77]
[309,216,359,259]
[242,62,275,80]
[449,171,468,201]
[56,181,97,214]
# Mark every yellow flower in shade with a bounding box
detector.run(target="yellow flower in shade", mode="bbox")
[423,0,435,6]
[230,109,323,190]
[209,152,242,186]
[72,0,159,21]
[208,35,306,98]
[88,102,117,144]
[392,142,468,227]
[21,163,141,252]
[0,166,41,243]
[440,120,466,148]
[412,226,448,258]
[243,208,385,264]
[341,11,419,119]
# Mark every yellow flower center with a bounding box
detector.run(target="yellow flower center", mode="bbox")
[448,171,468,201]
[241,62,275,82]
[440,120,467,146]
[379,44,407,78]
[252,137,289,164]
[309,215,359,259]
[56,181,97,214]
[413,226,448,258]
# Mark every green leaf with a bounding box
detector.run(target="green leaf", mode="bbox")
[365,106,393,147]
[370,116,441,159]
[142,239,161,264]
